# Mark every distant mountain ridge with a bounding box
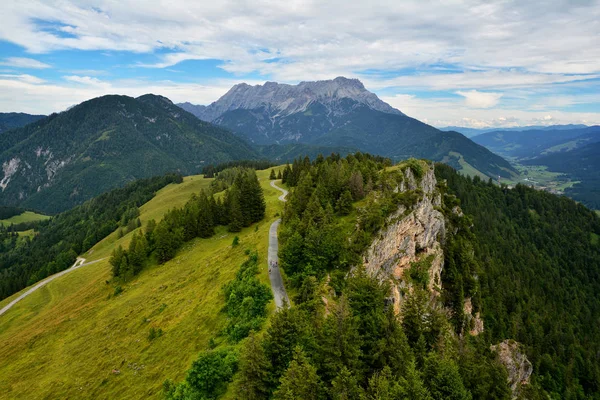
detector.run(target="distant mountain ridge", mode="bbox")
[177,77,517,179]
[0,94,257,213]
[440,124,589,138]
[472,125,600,159]
[181,77,403,124]
[0,112,45,133]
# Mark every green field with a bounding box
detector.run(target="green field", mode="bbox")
[0,169,285,399]
[0,211,50,226]
[500,162,579,193]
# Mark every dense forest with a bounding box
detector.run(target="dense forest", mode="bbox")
[436,164,600,398]
[161,154,515,399]
[0,174,182,301]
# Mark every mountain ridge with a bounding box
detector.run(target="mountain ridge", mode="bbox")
[0,94,257,213]
[177,77,518,179]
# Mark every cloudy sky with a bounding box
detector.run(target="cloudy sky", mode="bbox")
[0,0,599,128]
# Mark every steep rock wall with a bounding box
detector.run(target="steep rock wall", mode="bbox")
[363,165,445,312]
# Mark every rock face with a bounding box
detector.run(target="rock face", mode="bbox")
[463,297,484,336]
[180,77,403,123]
[363,165,445,312]
[491,340,533,399]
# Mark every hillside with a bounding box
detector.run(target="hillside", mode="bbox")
[523,141,600,209]
[178,77,518,179]
[472,125,600,159]
[0,168,285,399]
[441,124,590,138]
[0,112,45,133]
[1,156,600,399]
[0,94,257,213]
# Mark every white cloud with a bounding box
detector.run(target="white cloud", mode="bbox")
[0,57,51,69]
[456,90,503,108]
[381,93,600,129]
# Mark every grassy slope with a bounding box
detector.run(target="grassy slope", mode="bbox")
[0,169,284,400]
[0,211,50,226]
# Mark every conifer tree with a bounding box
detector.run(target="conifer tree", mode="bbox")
[235,333,271,400]
[330,367,362,400]
[277,170,282,180]
[273,347,321,400]
[336,189,353,216]
[270,169,277,180]
[228,188,244,233]
[110,245,126,277]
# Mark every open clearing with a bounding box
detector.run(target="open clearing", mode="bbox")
[0,211,50,226]
[0,169,285,400]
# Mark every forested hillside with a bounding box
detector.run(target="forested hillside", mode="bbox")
[0,112,45,133]
[0,94,257,213]
[436,164,600,397]
[169,154,512,400]
[0,174,181,300]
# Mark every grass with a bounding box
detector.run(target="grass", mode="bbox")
[0,211,50,226]
[0,168,286,400]
[501,162,579,193]
[443,152,491,181]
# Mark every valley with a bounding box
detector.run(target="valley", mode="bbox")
[0,169,285,399]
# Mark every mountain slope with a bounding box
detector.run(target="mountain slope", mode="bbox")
[0,94,257,213]
[472,125,600,159]
[523,141,600,208]
[0,113,45,134]
[178,77,517,179]
[441,124,589,138]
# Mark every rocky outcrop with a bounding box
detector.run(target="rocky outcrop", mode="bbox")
[363,165,445,312]
[491,340,533,399]
[463,297,484,336]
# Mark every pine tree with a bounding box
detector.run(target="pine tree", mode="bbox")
[364,366,401,400]
[398,360,432,400]
[228,188,244,233]
[423,353,471,400]
[235,333,271,400]
[318,296,363,383]
[270,169,277,180]
[109,245,126,277]
[273,347,321,400]
[330,367,362,400]
[348,171,365,200]
[277,170,282,180]
[336,190,353,216]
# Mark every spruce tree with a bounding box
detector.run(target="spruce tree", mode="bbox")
[270,169,277,180]
[336,189,353,216]
[228,189,244,233]
[235,333,271,400]
[273,347,321,400]
[277,170,282,180]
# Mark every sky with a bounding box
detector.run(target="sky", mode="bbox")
[0,0,599,128]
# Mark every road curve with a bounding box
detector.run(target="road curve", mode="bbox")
[268,180,290,309]
[0,257,105,317]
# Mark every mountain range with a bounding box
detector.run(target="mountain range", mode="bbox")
[0,94,256,213]
[178,77,517,179]
[440,124,590,138]
[0,112,45,134]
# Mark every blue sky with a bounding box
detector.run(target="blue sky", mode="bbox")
[0,0,599,128]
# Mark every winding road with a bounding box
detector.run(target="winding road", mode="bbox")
[0,257,106,317]
[268,180,290,309]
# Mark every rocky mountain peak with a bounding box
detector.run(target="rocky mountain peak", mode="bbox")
[182,77,403,122]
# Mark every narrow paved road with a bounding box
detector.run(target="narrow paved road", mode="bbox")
[0,257,105,317]
[268,180,290,309]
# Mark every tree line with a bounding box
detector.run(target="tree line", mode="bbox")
[0,173,182,301]
[110,168,266,278]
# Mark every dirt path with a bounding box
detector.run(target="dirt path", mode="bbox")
[0,257,106,317]
[268,180,290,309]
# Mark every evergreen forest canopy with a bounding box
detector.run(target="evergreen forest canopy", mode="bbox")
[164,153,600,399]
[0,173,182,301]
[436,164,600,398]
